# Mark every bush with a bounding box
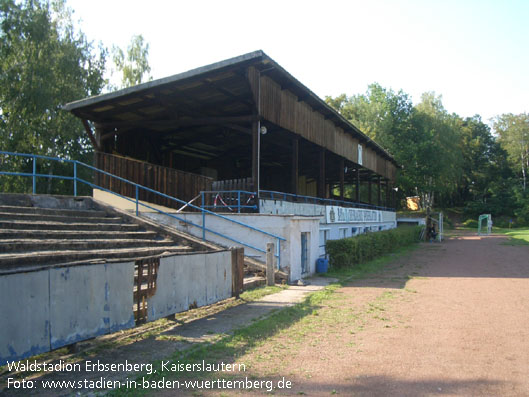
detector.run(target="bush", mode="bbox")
[325,226,422,269]
[462,219,478,228]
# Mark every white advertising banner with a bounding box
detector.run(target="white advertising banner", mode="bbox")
[325,206,382,223]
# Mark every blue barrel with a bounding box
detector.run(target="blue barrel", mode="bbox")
[316,258,329,273]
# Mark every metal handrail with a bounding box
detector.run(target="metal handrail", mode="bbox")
[200,189,394,213]
[260,189,394,212]
[200,190,257,213]
[0,151,285,266]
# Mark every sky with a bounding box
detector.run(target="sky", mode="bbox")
[67,0,529,124]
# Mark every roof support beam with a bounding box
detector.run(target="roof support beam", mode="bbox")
[252,120,259,194]
[81,119,101,151]
[378,176,382,207]
[318,148,326,198]
[368,174,372,205]
[339,158,345,201]
[356,168,360,202]
[291,137,299,195]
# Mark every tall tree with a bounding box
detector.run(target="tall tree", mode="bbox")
[409,92,463,208]
[494,113,529,191]
[0,0,106,194]
[111,34,151,89]
[0,0,106,159]
[326,86,464,209]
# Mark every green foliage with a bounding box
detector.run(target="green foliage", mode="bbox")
[326,226,422,268]
[0,0,106,194]
[111,34,152,89]
[462,219,478,229]
[325,86,465,210]
[0,0,106,157]
[494,113,529,191]
[326,84,528,222]
[512,188,529,226]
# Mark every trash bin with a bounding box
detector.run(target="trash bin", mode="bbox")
[316,258,329,273]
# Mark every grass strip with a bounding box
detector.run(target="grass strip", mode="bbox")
[108,244,420,396]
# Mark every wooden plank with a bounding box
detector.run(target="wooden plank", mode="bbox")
[95,152,212,210]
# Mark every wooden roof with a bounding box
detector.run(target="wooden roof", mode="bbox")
[63,50,398,173]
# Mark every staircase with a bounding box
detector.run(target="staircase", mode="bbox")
[0,193,209,273]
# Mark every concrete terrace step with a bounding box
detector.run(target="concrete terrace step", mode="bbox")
[244,256,289,281]
[0,238,174,253]
[0,245,197,269]
[0,194,217,274]
[0,229,159,240]
[0,220,140,231]
[0,212,123,224]
[0,205,107,218]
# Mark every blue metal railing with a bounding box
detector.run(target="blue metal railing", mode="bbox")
[199,188,394,213]
[260,189,393,211]
[200,190,257,213]
[0,151,285,267]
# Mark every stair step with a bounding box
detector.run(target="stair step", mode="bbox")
[0,245,196,269]
[0,220,140,231]
[0,239,173,253]
[0,229,159,240]
[0,205,107,218]
[244,256,288,281]
[0,212,123,224]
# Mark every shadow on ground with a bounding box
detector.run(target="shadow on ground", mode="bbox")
[345,231,529,292]
[279,375,505,397]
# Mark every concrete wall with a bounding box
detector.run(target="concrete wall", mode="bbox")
[260,200,398,259]
[0,251,231,365]
[147,251,232,321]
[259,199,326,217]
[143,212,320,281]
[0,261,135,365]
[49,263,135,350]
[93,188,175,213]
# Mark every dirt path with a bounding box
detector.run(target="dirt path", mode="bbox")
[190,231,529,396]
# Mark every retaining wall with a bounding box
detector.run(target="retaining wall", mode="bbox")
[0,250,231,365]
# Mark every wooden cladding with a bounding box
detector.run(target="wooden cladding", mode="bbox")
[212,177,254,192]
[249,66,394,181]
[95,152,213,210]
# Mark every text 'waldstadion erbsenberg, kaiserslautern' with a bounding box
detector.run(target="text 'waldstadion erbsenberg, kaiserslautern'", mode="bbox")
[7,359,245,375]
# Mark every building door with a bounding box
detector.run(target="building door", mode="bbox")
[301,232,309,274]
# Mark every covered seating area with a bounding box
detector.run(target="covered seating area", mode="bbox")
[64,51,398,212]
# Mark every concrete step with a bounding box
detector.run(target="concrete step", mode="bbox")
[0,238,172,253]
[0,229,159,240]
[0,205,107,218]
[243,275,266,290]
[0,212,123,224]
[244,256,288,281]
[0,220,140,231]
[0,245,196,269]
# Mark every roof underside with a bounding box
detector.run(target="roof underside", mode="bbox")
[64,50,397,167]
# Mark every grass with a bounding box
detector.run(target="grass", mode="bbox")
[108,243,420,396]
[495,227,529,246]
